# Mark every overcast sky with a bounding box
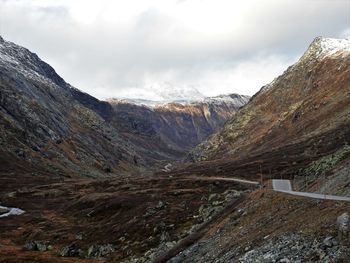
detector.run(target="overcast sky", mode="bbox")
[0,0,349,100]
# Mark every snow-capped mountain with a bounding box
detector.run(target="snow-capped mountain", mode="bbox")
[108,93,250,108]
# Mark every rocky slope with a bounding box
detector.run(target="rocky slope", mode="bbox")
[0,36,152,177]
[187,37,350,186]
[107,94,249,160]
[191,37,350,163]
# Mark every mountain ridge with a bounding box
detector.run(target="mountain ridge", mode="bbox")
[0,35,249,176]
[190,37,350,162]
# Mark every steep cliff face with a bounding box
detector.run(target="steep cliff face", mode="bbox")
[192,37,350,163]
[0,37,147,177]
[107,94,250,160]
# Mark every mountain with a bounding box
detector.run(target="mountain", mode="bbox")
[107,93,250,160]
[189,37,350,191]
[0,36,148,177]
[0,36,249,177]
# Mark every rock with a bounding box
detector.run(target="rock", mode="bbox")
[337,213,350,244]
[208,193,218,202]
[279,258,290,263]
[87,244,114,258]
[58,243,84,257]
[160,231,170,242]
[322,236,334,247]
[153,221,166,234]
[24,240,51,251]
[15,149,25,158]
[156,200,166,209]
[223,190,242,201]
[144,207,156,217]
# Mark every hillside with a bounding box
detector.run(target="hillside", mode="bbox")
[183,38,350,185]
[192,37,350,162]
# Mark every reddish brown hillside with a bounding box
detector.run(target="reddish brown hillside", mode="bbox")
[192,37,350,163]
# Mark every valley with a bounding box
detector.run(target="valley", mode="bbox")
[1,35,350,263]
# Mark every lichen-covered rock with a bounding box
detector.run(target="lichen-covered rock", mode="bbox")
[24,240,52,251]
[87,244,114,258]
[337,213,350,244]
[58,243,84,257]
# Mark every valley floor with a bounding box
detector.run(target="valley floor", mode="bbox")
[1,170,350,262]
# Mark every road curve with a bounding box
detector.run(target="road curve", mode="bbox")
[188,176,260,186]
[272,179,350,202]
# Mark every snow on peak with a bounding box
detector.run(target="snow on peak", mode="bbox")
[203,94,250,107]
[0,36,66,88]
[319,37,350,57]
[108,93,250,109]
[305,37,350,59]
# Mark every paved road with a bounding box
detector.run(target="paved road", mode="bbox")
[0,205,25,218]
[189,176,260,186]
[272,179,350,202]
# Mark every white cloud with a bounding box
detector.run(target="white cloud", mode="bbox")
[0,0,349,99]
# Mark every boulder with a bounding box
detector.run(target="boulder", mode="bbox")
[24,240,51,251]
[58,243,84,257]
[87,244,115,258]
[337,213,350,244]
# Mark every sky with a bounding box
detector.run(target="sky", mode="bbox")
[0,0,349,100]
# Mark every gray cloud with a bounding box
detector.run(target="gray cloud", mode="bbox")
[0,0,349,99]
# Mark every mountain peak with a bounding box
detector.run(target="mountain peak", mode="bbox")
[302,37,350,61]
[0,36,66,88]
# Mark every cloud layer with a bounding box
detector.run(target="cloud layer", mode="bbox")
[0,0,349,99]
